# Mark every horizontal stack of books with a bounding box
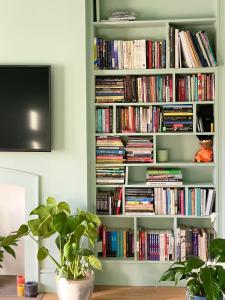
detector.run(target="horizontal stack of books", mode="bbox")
[162,104,193,132]
[96,187,123,215]
[96,137,125,164]
[154,187,185,215]
[95,75,173,103]
[125,188,154,214]
[125,137,154,163]
[95,77,125,103]
[96,107,113,133]
[137,229,175,261]
[187,188,215,216]
[177,227,216,261]
[94,38,166,70]
[98,225,134,258]
[146,168,183,186]
[176,74,215,102]
[96,167,125,184]
[116,106,162,133]
[169,27,217,68]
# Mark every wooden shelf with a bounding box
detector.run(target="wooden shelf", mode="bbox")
[95,101,215,107]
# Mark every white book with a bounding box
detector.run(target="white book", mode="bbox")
[140,40,146,69]
[205,189,215,216]
[175,29,179,68]
[179,31,193,68]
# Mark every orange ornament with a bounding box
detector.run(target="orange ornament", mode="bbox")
[194,139,213,163]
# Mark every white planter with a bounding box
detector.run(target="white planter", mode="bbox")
[56,274,94,300]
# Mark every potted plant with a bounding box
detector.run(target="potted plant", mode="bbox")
[159,238,225,300]
[0,231,22,268]
[18,197,102,300]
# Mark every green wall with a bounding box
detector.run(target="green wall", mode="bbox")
[0,0,87,292]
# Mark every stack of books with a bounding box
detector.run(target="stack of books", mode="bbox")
[95,77,125,103]
[96,167,125,184]
[98,225,134,258]
[96,137,125,164]
[187,188,215,216]
[96,187,123,215]
[125,188,154,214]
[146,168,183,186]
[116,106,162,133]
[154,187,185,215]
[176,74,215,102]
[177,227,216,261]
[96,107,113,133]
[94,38,166,70]
[137,229,175,261]
[169,27,217,68]
[162,104,193,132]
[125,137,154,163]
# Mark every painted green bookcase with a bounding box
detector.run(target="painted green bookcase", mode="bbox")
[86,0,223,286]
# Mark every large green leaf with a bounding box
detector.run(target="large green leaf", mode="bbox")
[53,212,67,235]
[209,239,225,262]
[186,256,205,273]
[73,224,86,243]
[63,242,75,262]
[159,269,177,282]
[217,266,225,293]
[88,255,102,271]
[58,202,71,215]
[37,247,49,261]
[78,248,94,257]
[78,210,101,227]
[200,266,220,300]
[47,197,57,206]
[17,224,29,237]
[30,205,49,217]
[3,246,16,258]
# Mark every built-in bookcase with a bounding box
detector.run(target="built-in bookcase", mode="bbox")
[86,0,221,286]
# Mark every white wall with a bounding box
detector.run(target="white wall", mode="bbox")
[0,0,87,291]
[0,184,25,275]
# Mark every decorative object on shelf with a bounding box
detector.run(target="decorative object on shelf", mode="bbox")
[106,10,137,21]
[160,238,225,300]
[157,149,169,162]
[16,197,102,300]
[17,284,25,297]
[194,139,213,163]
[25,281,38,297]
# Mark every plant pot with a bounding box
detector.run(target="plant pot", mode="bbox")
[56,273,94,300]
[193,297,206,300]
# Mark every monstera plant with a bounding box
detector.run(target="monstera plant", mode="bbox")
[19,197,102,300]
[160,238,225,300]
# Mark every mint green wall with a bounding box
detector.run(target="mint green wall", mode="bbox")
[0,0,87,292]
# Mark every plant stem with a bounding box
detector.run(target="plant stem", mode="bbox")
[28,234,61,269]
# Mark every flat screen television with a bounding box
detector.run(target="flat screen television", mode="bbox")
[0,65,51,151]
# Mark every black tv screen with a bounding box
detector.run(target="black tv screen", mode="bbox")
[0,66,51,151]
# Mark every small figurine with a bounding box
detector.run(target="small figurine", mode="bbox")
[194,139,213,163]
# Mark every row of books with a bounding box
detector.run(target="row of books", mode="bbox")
[146,168,183,186]
[96,167,125,185]
[116,106,162,133]
[177,227,215,261]
[125,137,154,163]
[96,188,123,215]
[95,76,173,103]
[98,225,134,257]
[96,137,125,164]
[169,27,216,68]
[94,38,166,70]
[162,104,193,132]
[96,107,113,133]
[137,229,174,261]
[176,74,215,102]
[187,188,215,216]
[125,188,154,214]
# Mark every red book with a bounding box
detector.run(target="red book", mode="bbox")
[105,108,109,133]
[169,76,173,101]
[102,226,106,257]
[116,188,122,215]
[148,41,153,69]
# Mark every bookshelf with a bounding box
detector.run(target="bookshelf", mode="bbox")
[86,0,222,286]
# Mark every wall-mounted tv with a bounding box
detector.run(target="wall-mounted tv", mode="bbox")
[0,65,51,151]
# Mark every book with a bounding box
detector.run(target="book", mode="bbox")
[125,188,154,214]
